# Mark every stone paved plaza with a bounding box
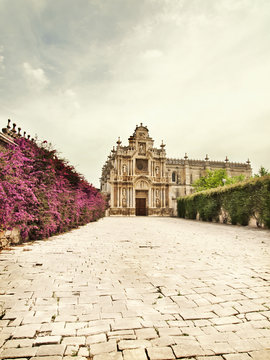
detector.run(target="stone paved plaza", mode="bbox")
[0,217,270,360]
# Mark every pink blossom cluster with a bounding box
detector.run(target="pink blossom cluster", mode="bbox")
[0,138,106,240]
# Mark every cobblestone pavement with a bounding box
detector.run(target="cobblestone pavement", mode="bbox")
[0,217,270,360]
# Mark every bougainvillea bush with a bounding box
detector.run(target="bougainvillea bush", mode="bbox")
[0,138,106,240]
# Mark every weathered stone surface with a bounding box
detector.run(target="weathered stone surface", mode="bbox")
[249,350,270,360]
[112,318,142,330]
[61,336,85,345]
[77,324,110,336]
[172,343,211,357]
[147,346,175,359]
[118,339,151,350]
[0,347,37,358]
[90,340,117,355]
[135,328,158,339]
[223,354,253,360]
[93,352,123,360]
[34,335,61,345]
[123,348,148,360]
[3,338,34,348]
[12,324,40,338]
[78,347,89,357]
[36,344,66,356]
[0,217,269,359]
[86,333,107,344]
[30,357,62,360]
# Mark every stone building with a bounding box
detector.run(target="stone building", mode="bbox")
[100,124,252,216]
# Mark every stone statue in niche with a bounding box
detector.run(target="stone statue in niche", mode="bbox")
[122,188,126,196]
[156,198,161,207]
[139,142,146,155]
[156,189,160,197]
[122,164,127,174]
[155,166,160,175]
[122,197,127,207]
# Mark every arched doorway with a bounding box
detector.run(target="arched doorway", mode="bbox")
[134,178,150,216]
[135,191,148,216]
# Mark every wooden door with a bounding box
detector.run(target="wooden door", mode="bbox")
[136,198,147,216]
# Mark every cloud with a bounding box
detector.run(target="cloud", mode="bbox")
[62,89,81,110]
[23,62,49,90]
[64,89,76,98]
[142,49,163,59]
[0,55,4,70]
[0,0,269,186]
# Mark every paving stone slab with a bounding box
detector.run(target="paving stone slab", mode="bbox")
[223,354,252,360]
[30,357,62,360]
[86,333,107,344]
[112,318,142,330]
[36,344,66,356]
[61,336,86,345]
[172,344,213,357]
[135,328,158,339]
[249,350,270,360]
[90,340,117,355]
[34,335,61,345]
[147,346,176,359]
[118,339,151,350]
[3,338,34,348]
[93,352,123,360]
[123,348,148,360]
[0,217,269,359]
[0,347,37,358]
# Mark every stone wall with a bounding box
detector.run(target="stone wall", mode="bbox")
[0,228,21,249]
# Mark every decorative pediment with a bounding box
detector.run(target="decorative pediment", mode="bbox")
[134,123,149,139]
[134,176,152,190]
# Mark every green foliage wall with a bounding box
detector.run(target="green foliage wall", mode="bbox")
[178,175,270,228]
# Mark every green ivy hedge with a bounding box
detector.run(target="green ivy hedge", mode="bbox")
[177,175,270,228]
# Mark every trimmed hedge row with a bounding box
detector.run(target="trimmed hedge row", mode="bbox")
[177,175,270,228]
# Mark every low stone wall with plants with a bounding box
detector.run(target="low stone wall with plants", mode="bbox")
[0,137,106,248]
[177,175,270,228]
[0,228,21,248]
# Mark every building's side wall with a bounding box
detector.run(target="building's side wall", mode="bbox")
[166,160,252,216]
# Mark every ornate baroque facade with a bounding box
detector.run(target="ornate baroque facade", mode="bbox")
[101,124,252,216]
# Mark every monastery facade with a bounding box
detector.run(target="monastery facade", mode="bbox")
[101,124,252,216]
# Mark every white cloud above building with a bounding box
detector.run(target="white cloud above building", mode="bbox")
[23,62,49,90]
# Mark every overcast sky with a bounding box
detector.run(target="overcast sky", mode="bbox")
[0,0,269,187]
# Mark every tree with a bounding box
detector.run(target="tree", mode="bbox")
[254,166,270,177]
[192,169,246,192]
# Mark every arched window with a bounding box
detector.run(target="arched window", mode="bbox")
[172,171,176,182]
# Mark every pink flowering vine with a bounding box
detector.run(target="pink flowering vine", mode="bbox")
[0,138,106,240]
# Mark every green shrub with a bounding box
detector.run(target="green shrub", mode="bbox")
[177,198,186,218]
[177,175,270,228]
[197,193,221,222]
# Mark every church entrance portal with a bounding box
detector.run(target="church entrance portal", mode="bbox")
[136,198,147,216]
[135,190,148,216]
